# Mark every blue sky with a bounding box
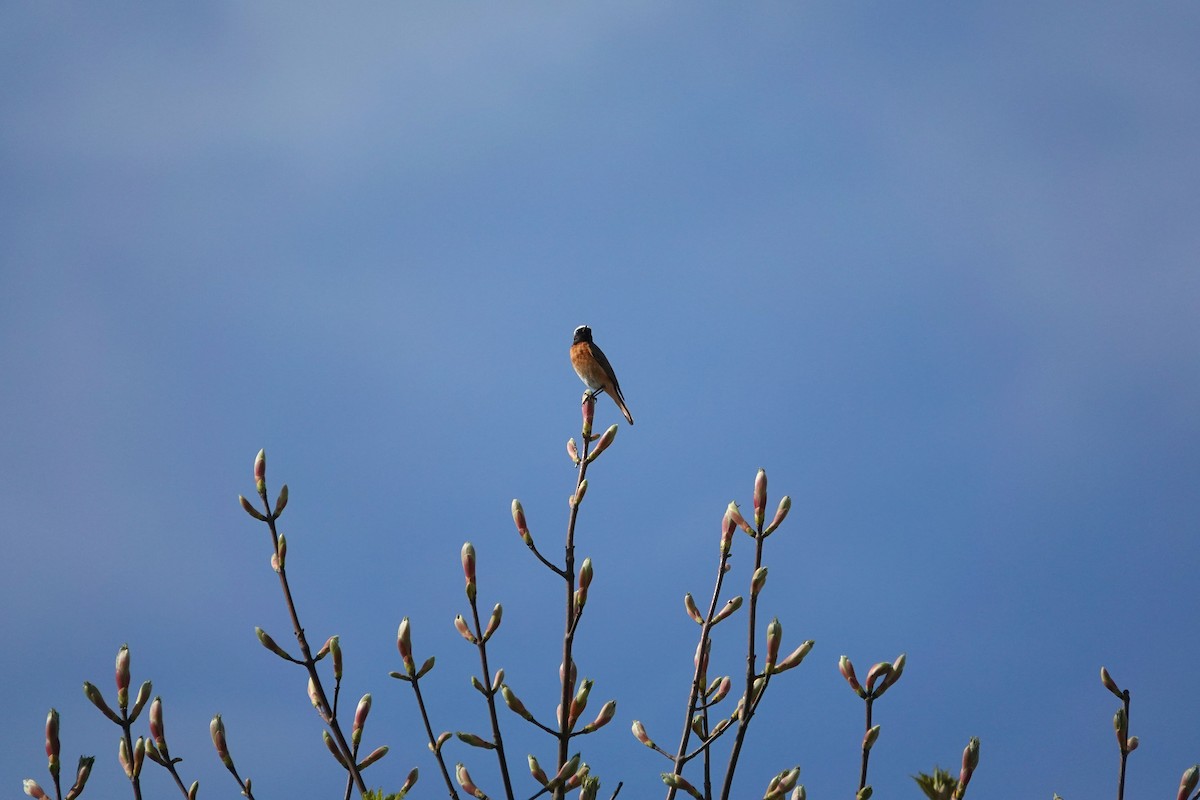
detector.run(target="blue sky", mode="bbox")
[3,3,1198,798]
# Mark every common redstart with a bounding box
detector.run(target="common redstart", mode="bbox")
[570,325,634,425]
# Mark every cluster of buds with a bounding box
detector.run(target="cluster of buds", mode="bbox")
[25,713,94,800]
[763,766,802,799]
[1100,667,1139,756]
[838,654,906,700]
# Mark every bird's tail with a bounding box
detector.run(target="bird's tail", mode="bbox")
[612,393,634,426]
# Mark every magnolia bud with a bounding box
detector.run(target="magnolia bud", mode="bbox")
[239,494,268,521]
[82,682,120,724]
[23,780,48,799]
[839,656,866,697]
[765,618,782,670]
[727,502,753,535]
[587,425,618,462]
[455,614,477,644]
[1178,765,1199,800]
[863,725,881,751]
[1100,666,1123,699]
[274,483,288,516]
[358,745,388,770]
[456,763,482,797]
[765,495,792,535]
[512,499,533,546]
[582,700,617,733]
[632,720,655,748]
[253,449,266,495]
[721,508,737,554]
[567,438,580,464]
[753,469,767,527]
[713,595,743,624]
[528,755,548,785]
[684,593,704,624]
[45,709,60,774]
[751,566,768,596]
[581,393,595,436]
[115,645,131,707]
[483,604,503,641]
[397,618,415,674]
[149,697,166,748]
[775,640,815,672]
[353,694,372,744]
[461,542,477,601]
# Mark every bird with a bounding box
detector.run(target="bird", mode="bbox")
[570,324,634,425]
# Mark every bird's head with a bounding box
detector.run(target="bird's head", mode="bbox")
[572,325,593,344]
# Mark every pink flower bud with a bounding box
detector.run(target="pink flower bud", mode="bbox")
[45,708,60,769]
[579,558,594,590]
[69,756,95,799]
[586,425,618,463]
[865,662,894,695]
[239,495,268,521]
[1178,765,1199,800]
[528,755,548,785]
[582,700,617,732]
[491,668,505,693]
[694,638,711,674]
[684,593,704,624]
[1127,735,1139,751]
[632,720,655,748]
[397,618,415,674]
[839,656,866,697]
[567,438,580,465]
[765,618,782,669]
[353,694,372,744]
[573,478,589,506]
[119,737,132,778]
[132,737,145,778]
[455,614,477,644]
[23,780,47,799]
[511,499,533,546]
[455,763,482,797]
[330,636,343,680]
[955,736,980,798]
[115,644,131,706]
[149,697,165,748]
[501,685,533,720]
[358,745,388,769]
[131,681,152,720]
[82,681,121,724]
[456,731,495,749]
[483,604,503,641]
[727,502,754,536]
[256,627,294,661]
[581,393,595,436]
[662,772,701,799]
[753,469,767,527]
[274,483,289,516]
[709,676,732,704]
[765,496,792,535]
[461,542,477,600]
[1100,666,1123,699]
[400,768,419,794]
[721,508,736,554]
[322,730,349,767]
[775,640,815,672]
[713,596,743,624]
[863,724,881,751]
[751,566,768,596]
[253,449,266,495]
[568,679,594,727]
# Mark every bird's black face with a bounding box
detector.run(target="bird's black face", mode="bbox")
[573,325,592,344]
